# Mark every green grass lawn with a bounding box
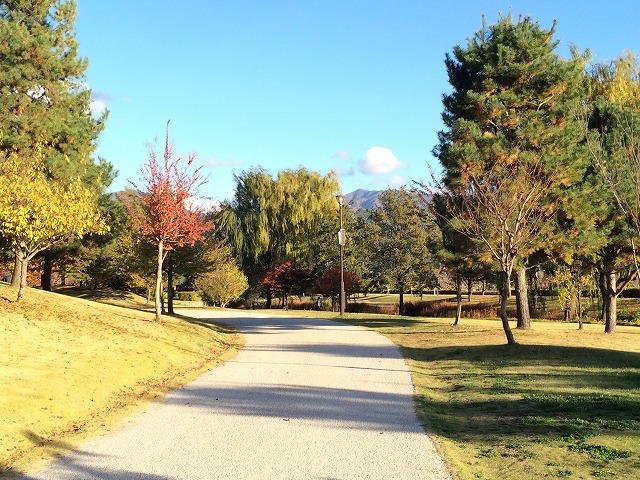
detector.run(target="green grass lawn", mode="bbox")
[340,314,640,479]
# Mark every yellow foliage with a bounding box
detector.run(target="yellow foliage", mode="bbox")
[590,51,640,106]
[0,148,108,259]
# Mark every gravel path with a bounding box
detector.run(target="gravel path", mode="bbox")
[22,310,452,480]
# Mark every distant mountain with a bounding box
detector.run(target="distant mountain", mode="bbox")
[344,189,381,211]
[344,188,431,211]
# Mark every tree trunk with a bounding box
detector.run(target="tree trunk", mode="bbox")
[167,251,174,315]
[454,270,462,326]
[42,251,53,291]
[265,288,272,309]
[499,270,517,345]
[603,270,617,334]
[515,266,531,329]
[568,291,578,321]
[155,240,164,322]
[16,250,29,301]
[599,270,607,321]
[11,251,20,287]
[577,291,584,330]
[466,277,472,302]
[399,290,404,315]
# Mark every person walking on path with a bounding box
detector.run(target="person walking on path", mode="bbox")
[22,310,452,479]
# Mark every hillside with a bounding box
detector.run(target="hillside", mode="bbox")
[0,283,239,475]
[344,189,380,210]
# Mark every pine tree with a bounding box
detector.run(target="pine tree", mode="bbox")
[0,0,113,287]
[0,0,110,183]
[433,14,585,343]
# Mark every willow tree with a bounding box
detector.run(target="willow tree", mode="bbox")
[0,148,107,301]
[219,167,339,308]
[433,14,585,342]
[0,0,113,286]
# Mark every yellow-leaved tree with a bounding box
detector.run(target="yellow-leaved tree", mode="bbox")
[0,148,108,300]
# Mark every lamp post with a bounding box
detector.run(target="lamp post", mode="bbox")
[336,194,346,316]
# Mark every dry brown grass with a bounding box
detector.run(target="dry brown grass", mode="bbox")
[0,283,240,476]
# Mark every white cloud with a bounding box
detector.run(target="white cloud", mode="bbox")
[388,175,408,188]
[90,99,106,117]
[358,146,403,175]
[335,165,355,177]
[90,91,111,117]
[333,150,349,159]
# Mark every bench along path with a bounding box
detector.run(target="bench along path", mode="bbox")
[23,310,452,480]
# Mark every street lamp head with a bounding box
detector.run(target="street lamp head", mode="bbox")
[335,194,345,207]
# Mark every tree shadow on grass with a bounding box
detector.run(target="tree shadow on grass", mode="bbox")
[403,343,640,372]
[55,287,133,302]
[404,343,640,445]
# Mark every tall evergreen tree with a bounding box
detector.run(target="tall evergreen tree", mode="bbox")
[0,0,110,183]
[433,14,585,343]
[0,0,113,286]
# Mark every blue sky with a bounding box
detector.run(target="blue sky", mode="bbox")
[75,0,640,201]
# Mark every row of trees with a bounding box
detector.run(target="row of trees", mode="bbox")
[3,3,639,342]
[426,14,640,342]
[0,1,248,320]
[216,169,440,313]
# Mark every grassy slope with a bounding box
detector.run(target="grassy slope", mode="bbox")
[0,284,240,476]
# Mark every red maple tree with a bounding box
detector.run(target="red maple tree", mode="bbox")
[313,267,361,311]
[130,121,211,321]
[259,260,313,309]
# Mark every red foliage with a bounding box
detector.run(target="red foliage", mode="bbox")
[130,121,211,250]
[260,260,313,297]
[313,267,361,299]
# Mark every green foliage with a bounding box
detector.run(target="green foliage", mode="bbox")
[580,51,640,332]
[218,167,340,303]
[480,448,498,458]
[362,187,439,313]
[174,291,201,302]
[195,257,248,308]
[591,470,616,477]
[433,14,586,341]
[569,443,632,462]
[0,0,112,190]
[435,14,584,189]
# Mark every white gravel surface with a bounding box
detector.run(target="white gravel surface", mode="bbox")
[21,309,452,480]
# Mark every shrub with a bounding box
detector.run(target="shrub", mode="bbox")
[174,291,201,301]
[347,302,399,315]
[620,287,640,298]
[616,311,640,325]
